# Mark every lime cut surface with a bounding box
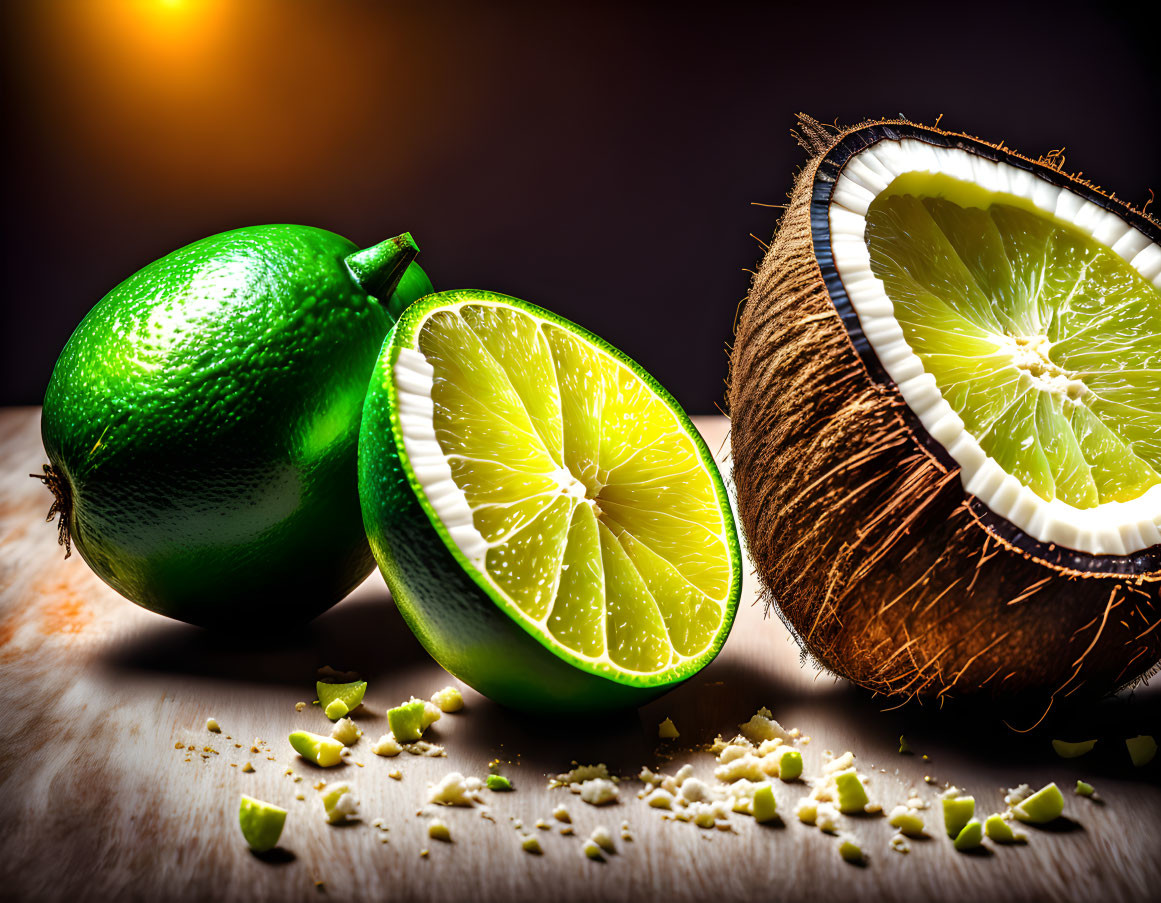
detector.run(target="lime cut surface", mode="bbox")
[360,291,741,708]
[865,174,1161,509]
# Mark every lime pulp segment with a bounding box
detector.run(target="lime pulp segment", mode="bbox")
[866,174,1161,509]
[397,300,735,679]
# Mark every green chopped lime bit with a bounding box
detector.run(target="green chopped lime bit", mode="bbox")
[486,775,513,791]
[1012,783,1063,824]
[1126,735,1157,767]
[837,836,865,865]
[835,770,868,813]
[888,808,925,837]
[324,699,349,721]
[316,680,367,716]
[898,735,912,755]
[953,819,983,851]
[239,795,287,852]
[289,730,344,767]
[1075,780,1095,798]
[778,749,803,781]
[1051,739,1097,758]
[751,783,778,823]
[984,813,1023,843]
[387,700,428,743]
[942,796,975,838]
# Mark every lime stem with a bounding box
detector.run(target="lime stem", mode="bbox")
[345,233,420,301]
[30,464,72,558]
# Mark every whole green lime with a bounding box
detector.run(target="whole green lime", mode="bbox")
[39,225,431,628]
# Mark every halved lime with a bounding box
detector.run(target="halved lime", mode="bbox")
[865,174,1161,509]
[358,291,740,711]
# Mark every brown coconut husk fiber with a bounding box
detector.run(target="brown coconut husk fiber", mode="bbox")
[728,115,1160,722]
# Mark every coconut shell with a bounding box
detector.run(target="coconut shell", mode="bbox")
[729,116,1160,713]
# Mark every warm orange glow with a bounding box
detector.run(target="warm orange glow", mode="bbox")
[14,0,429,194]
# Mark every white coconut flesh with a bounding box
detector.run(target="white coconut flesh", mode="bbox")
[828,139,1161,556]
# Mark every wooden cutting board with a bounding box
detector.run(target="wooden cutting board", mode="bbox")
[0,408,1157,903]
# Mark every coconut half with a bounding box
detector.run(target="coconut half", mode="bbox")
[729,116,1160,711]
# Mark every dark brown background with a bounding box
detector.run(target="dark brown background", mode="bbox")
[2,0,1159,410]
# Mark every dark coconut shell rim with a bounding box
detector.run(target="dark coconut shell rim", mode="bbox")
[809,120,1161,577]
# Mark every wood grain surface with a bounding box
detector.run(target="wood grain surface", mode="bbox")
[1,408,1157,903]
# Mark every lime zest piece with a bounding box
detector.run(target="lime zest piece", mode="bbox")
[834,770,869,813]
[984,813,1025,843]
[777,749,803,781]
[289,730,344,767]
[486,775,514,792]
[837,834,865,865]
[387,701,429,743]
[751,783,778,823]
[1052,738,1097,758]
[1075,780,1095,798]
[1012,783,1064,824]
[953,819,983,851]
[942,795,975,837]
[898,735,912,755]
[316,680,367,716]
[324,699,349,721]
[238,795,287,853]
[1126,735,1157,767]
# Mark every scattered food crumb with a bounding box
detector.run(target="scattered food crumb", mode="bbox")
[428,772,485,806]
[242,762,255,773]
[431,686,464,713]
[589,826,616,853]
[206,718,221,733]
[579,778,618,806]
[321,783,359,824]
[331,717,363,747]
[521,834,542,854]
[658,717,679,740]
[372,733,403,758]
[428,819,451,842]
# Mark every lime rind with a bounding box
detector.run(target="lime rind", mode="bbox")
[316,680,366,714]
[385,291,742,691]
